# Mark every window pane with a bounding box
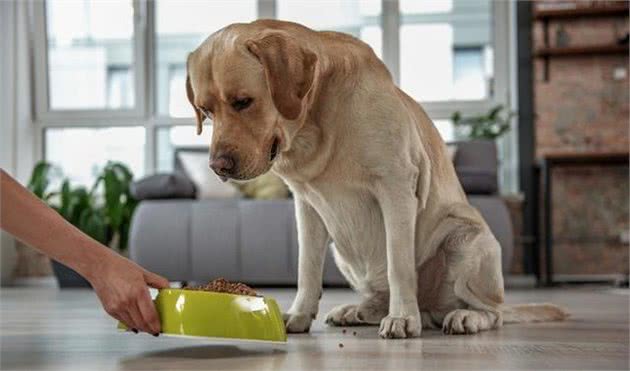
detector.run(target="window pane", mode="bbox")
[400,0,453,14]
[400,0,493,102]
[433,119,455,142]
[46,0,135,110]
[360,25,382,60]
[277,0,382,58]
[401,23,453,102]
[453,48,486,100]
[45,127,145,186]
[156,0,257,117]
[156,126,212,172]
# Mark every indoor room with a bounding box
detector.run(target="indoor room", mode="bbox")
[1,1,628,370]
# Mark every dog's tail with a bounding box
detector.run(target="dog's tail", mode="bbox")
[501,303,569,324]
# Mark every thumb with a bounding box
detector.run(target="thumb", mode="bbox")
[143,270,170,289]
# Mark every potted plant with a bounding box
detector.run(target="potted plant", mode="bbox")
[25,161,137,288]
[451,105,515,141]
[12,163,58,282]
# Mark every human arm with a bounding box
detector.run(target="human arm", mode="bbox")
[0,169,169,335]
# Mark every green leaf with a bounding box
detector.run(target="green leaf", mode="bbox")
[103,170,124,229]
[94,162,136,251]
[78,208,108,244]
[451,111,461,124]
[488,105,503,120]
[27,162,52,199]
[58,180,72,220]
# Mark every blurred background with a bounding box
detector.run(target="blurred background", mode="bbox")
[1,0,628,289]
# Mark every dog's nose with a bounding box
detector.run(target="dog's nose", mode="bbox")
[209,155,236,177]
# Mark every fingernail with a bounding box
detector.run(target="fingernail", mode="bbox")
[131,329,138,334]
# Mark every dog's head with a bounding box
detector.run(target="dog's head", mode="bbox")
[186,26,318,180]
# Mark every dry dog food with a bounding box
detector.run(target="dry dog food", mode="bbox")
[185,278,258,296]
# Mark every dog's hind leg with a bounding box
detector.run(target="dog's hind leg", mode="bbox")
[429,205,505,335]
[326,292,389,326]
[445,230,504,335]
[442,308,499,334]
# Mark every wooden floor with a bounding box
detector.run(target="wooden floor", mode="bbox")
[1,287,628,370]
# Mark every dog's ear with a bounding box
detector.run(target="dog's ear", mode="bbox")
[246,32,317,120]
[185,55,205,135]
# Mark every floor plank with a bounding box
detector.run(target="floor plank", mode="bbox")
[1,287,628,370]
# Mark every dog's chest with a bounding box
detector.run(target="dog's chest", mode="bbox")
[297,183,386,267]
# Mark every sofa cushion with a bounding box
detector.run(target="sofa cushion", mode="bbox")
[450,140,498,195]
[231,172,290,200]
[456,166,498,195]
[130,173,196,200]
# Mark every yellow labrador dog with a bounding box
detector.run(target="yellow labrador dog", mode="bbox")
[186,20,567,338]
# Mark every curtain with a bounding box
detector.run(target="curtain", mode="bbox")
[1,0,40,285]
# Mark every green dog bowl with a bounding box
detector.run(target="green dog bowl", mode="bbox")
[118,289,287,343]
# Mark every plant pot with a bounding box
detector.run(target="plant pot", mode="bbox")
[51,260,91,288]
[13,241,54,278]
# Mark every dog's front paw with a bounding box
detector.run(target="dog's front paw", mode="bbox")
[283,312,313,333]
[378,314,421,339]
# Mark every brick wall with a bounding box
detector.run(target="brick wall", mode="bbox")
[532,1,629,275]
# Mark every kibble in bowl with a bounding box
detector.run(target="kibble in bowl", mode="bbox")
[184,278,258,297]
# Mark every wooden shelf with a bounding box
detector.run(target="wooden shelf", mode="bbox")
[540,151,629,161]
[534,4,629,20]
[535,44,629,57]
[533,4,629,81]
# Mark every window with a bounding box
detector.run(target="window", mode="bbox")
[45,127,145,187]
[36,1,514,192]
[400,0,453,14]
[434,120,455,143]
[399,0,493,102]
[45,0,136,110]
[277,0,382,58]
[156,126,212,172]
[166,66,187,118]
[155,0,257,117]
[453,47,489,100]
[107,66,134,108]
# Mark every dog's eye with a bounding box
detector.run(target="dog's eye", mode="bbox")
[231,97,253,112]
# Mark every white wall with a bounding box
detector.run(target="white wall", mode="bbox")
[1,0,38,286]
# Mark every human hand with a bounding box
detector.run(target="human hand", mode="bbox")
[0,169,169,335]
[87,254,170,335]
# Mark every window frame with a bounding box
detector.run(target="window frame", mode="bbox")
[33,0,148,123]
[388,0,510,120]
[34,0,517,192]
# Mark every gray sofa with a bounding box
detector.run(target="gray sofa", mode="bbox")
[129,140,513,285]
